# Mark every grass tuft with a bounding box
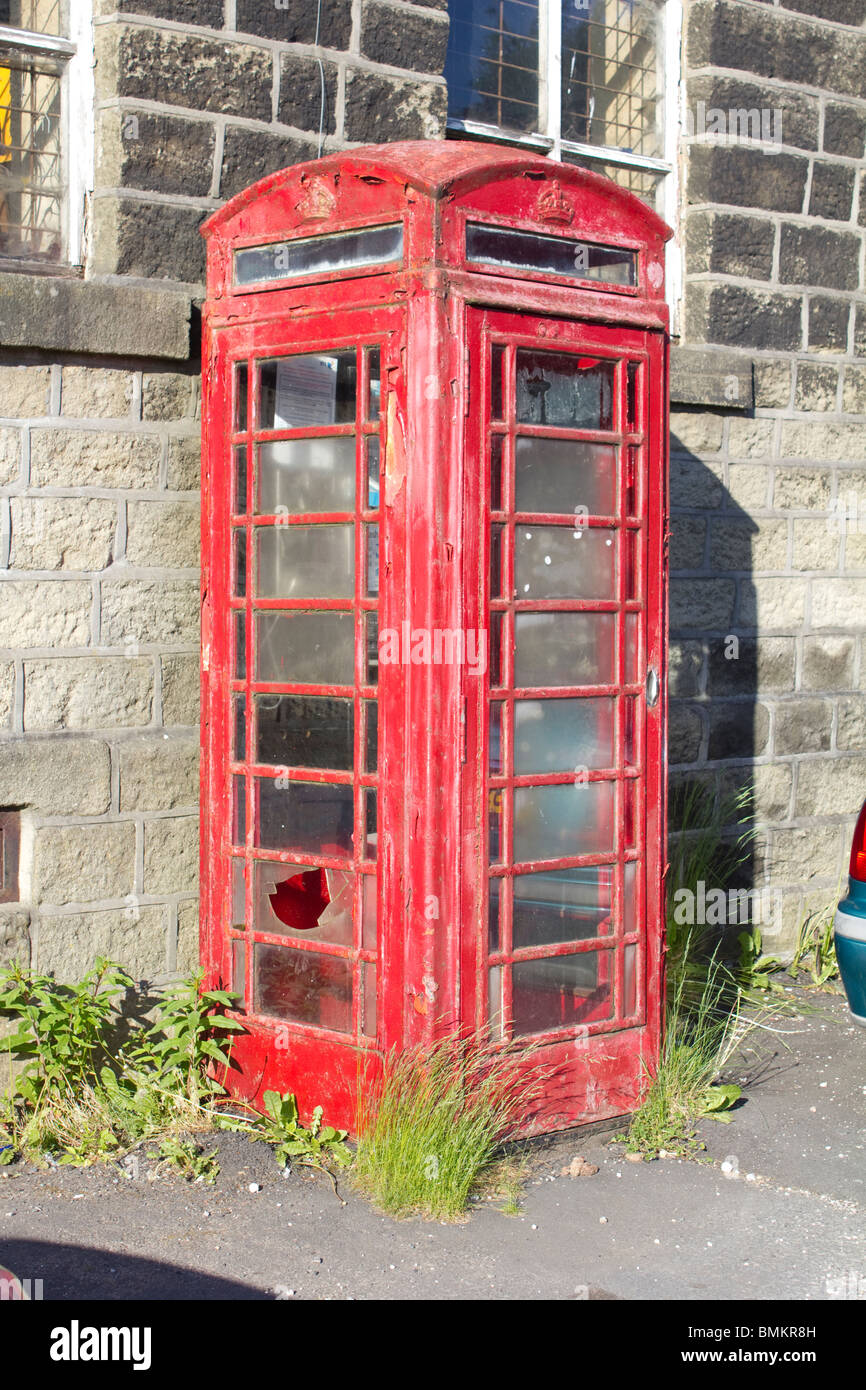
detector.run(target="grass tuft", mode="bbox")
[352,1031,543,1221]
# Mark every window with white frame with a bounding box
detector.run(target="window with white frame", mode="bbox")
[0,1,92,268]
[445,0,675,213]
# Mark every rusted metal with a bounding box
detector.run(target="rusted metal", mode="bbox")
[200,141,671,1135]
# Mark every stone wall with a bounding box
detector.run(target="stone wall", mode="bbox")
[669,0,866,944]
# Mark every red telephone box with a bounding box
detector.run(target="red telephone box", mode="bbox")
[200,141,671,1136]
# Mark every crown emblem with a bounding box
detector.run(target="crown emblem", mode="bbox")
[294,175,336,222]
[536,180,574,225]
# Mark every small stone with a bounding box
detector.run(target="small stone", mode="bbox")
[248,1182,261,1193]
[599,1216,608,1224]
[626,1151,644,1163]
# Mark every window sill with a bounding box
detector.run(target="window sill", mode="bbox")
[0,271,192,361]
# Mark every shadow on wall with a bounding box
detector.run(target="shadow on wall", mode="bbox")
[667,430,760,917]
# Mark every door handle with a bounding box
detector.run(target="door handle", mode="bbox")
[645,666,660,708]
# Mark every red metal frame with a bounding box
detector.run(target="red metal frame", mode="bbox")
[200,141,671,1134]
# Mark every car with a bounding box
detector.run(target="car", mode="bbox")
[835,799,866,1026]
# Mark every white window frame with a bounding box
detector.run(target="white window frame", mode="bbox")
[0,0,94,270]
[447,0,682,313]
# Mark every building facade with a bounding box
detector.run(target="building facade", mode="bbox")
[0,0,863,981]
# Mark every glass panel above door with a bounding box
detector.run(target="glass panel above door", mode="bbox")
[516,350,614,428]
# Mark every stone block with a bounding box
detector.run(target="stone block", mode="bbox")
[808,297,850,352]
[772,466,832,509]
[686,284,802,352]
[670,577,736,629]
[811,577,866,627]
[23,657,153,731]
[118,734,199,811]
[790,517,841,570]
[794,363,839,412]
[707,636,796,695]
[670,409,724,454]
[34,821,136,904]
[707,701,770,759]
[802,634,855,689]
[779,225,860,291]
[670,456,724,508]
[668,640,704,697]
[796,755,866,816]
[753,360,792,409]
[668,702,704,764]
[727,418,776,459]
[685,210,774,279]
[30,428,161,489]
[823,102,866,158]
[0,582,92,648]
[842,366,866,413]
[727,464,770,510]
[9,497,117,571]
[709,517,787,572]
[143,815,199,895]
[125,500,200,568]
[0,427,21,484]
[808,163,855,222]
[361,1,450,73]
[37,905,167,982]
[686,144,808,214]
[102,108,216,198]
[344,68,447,143]
[100,580,200,648]
[0,907,30,967]
[0,365,51,417]
[235,0,352,45]
[0,737,111,814]
[0,274,191,361]
[61,365,134,419]
[176,898,200,975]
[114,28,272,120]
[142,373,199,423]
[775,698,832,753]
[0,661,13,728]
[837,694,866,749]
[737,577,807,628]
[166,436,201,491]
[278,55,338,135]
[219,128,317,201]
[160,653,199,726]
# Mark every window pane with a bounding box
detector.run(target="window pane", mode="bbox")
[514,780,615,861]
[445,0,540,133]
[256,777,354,855]
[515,612,615,687]
[513,866,613,949]
[254,942,352,1032]
[0,56,63,262]
[515,438,616,516]
[256,525,354,599]
[257,353,356,429]
[1,2,66,37]
[255,611,354,686]
[254,861,354,945]
[516,350,614,428]
[515,523,616,599]
[561,0,662,159]
[513,951,612,1035]
[235,225,402,288]
[467,224,636,287]
[257,437,355,515]
[256,694,354,770]
[514,697,615,773]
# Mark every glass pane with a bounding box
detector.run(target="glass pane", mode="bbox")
[366,524,379,597]
[365,700,378,773]
[513,866,613,949]
[254,860,354,945]
[257,437,355,515]
[467,224,636,287]
[623,943,637,1015]
[489,701,503,774]
[233,530,246,597]
[235,365,248,431]
[256,777,354,855]
[257,353,356,429]
[365,611,379,685]
[561,0,661,160]
[514,697,615,773]
[623,859,638,936]
[489,612,504,686]
[255,694,353,770]
[3,2,67,38]
[364,789,377,861]
[234,445,248,512]
[235,225,402,288]
[624,611,640,684]
[255,611,354,686]
[515,438,616,516]
[516,350,614,429]
[445,0,540,132]
[488,876,501,952]
[491,344,505,420]
[367,348,381,422]
[515,612,615,687]
[625,444,637,516]
[515,524,616,600]
[625,529,639,601]
[488,964,503,1037]
[513,952,612,1035]
[488,786,503,863]
[624,695,636,765]
[254,942,352,1032]
[231,858,245,927]
[367,438,380,509]
[232,775,246,844]
[232,939,246,1009]
[514,781,615,861]
[490,523,504,598]
[235,610,246,679]
[627,362,639,429]
[256,524,353,600]
[233,693,246,761]
[490,435,503,511]
[0,58,63,262]
[623,777,636,851]
[362,871,377,949]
